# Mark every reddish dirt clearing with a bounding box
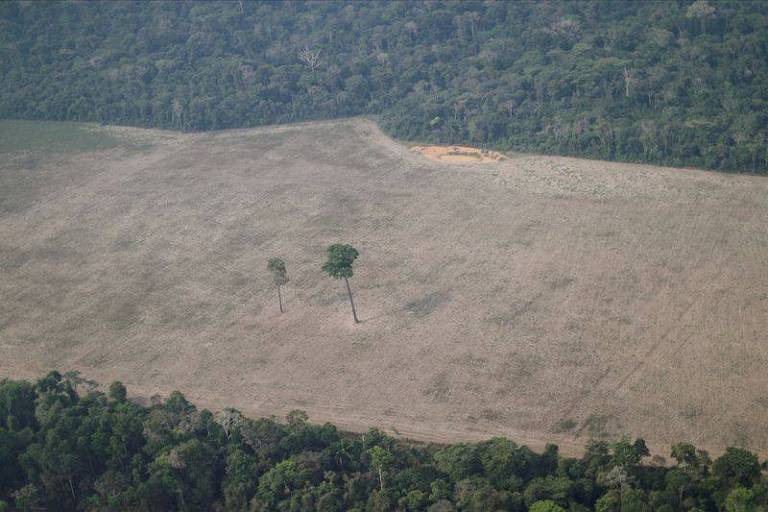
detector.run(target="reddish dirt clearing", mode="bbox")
[1,118,767,458]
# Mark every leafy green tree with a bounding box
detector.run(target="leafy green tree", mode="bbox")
[610,437,649,469]
[477,437,539,487]
[664,469,693,508]
[2,371,768,511]
[427,500,456,512]
[595,491,620,512]
[529,499,566,512]
[582,440,611,478]
[0,379,36,430]
[713,448,761,488]
[454,476,514,511]
[596,488,651,512]
[267,257,289,314]
[670,443,697,467]
[725,486,761,512]
[524,476,574,508]
[11,484,43,512]
[597,465,635,509]
[0,428,33,502]
[369,446,394,492]
[286,409,309,429]
[401,489,428,510]
[322,244,360,323]
[152,439,219,510]
[434,444,481,482]
[257,459,299,507]
[108,381,127,402]
[430,479,453,502]
[221,446,259,511]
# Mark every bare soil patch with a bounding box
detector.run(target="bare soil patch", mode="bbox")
[412,144,506,164]
[2,118,767,457]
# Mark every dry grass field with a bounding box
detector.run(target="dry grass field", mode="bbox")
[1,118,767,458]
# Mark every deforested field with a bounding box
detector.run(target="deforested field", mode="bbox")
[1,118,767,457]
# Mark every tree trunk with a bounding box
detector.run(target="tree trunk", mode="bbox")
[68,478,76,502]
[343,276,359,323]
[277,284,283,313]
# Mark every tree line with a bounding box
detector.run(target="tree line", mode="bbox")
[1,372,767,511]
[1,1,767,173]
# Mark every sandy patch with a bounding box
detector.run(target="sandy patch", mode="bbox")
[412,144,506,163]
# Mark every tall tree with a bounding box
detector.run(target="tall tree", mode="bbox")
[686,0,716,34]
[369,446,394,492]
[322,244,360,323]
[267,257,289,314]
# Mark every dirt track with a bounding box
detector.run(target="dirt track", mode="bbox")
[1,118,767,458]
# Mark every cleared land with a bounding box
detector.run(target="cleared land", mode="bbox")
[1,118,767,458]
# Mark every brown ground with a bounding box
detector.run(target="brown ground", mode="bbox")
[1,118,767,458]
[411,145,506,164]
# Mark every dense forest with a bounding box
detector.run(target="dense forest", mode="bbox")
[1,373,768,511]
[1,1,767,173]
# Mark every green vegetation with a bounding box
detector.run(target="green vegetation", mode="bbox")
[1,1,767,172]
[322,244,361,324]
[554,420,578,434]
[2,372,768,511]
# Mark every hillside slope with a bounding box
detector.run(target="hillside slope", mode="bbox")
[1,118,767,455]
[1,1,767,172]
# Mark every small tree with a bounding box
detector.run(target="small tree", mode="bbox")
[322,244,360,323]
[108,381,127,402]
[267,257,289,313]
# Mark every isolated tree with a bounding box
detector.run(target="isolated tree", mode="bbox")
[322,244,360,323]
[267,257,289,313]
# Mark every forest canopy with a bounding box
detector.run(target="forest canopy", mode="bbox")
[2,372,768,511]
[1,0,767,172]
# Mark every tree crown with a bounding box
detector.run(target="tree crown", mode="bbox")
[267,257,288,286]
[322,244,359,279]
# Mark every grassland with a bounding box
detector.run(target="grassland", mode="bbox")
[1,118,767,457]
[0,120,124,153]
